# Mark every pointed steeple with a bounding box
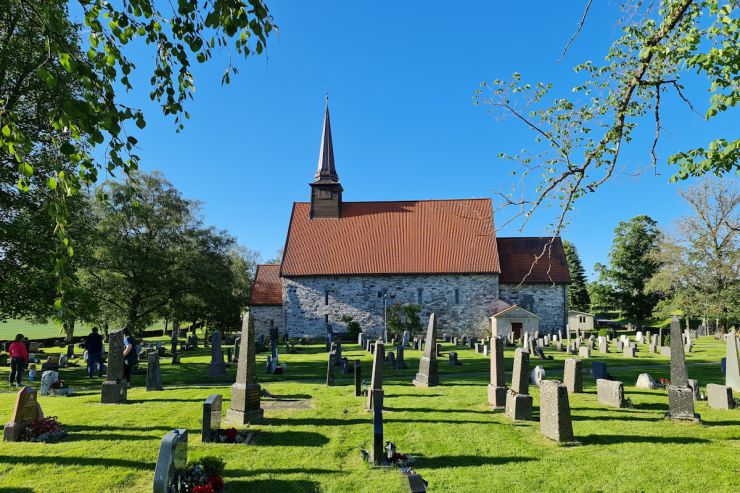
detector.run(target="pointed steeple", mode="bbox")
[315,97,339,183]
[309,96,343,219]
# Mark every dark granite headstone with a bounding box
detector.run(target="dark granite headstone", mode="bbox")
[326,351,335,386]
[153,429,188,493]
[367,342,384,410]
[101,329,127,404]
[370,389,384,466]
[146,351,163,391]
[354,360,362,397]
[201,394,222,442]
[208,331,227,377]
[592,361,608,380]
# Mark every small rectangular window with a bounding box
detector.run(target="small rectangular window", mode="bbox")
[417,288,423,305]
[454,288,460,305]
[324,290,329,305]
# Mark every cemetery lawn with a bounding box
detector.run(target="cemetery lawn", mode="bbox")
[1,338,739,492]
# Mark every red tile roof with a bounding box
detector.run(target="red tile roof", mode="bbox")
[249,264,283,305]
[280,199,500,276]
[496,237,571,284]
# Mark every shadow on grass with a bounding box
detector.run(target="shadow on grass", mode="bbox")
[62,424,178,433]
[0,489,35,493]
[226,479,321,492]
[384,393,444,398]
[268,394,313,400]
[579,434,710,446]
[223,468,342,478]
[65,431,162,442]
[263,417,499,427]
[571,415,661,422]
[383,406,491,415]
[702,419,740,427]
[417,455,536,469]
[0,455,150,470]
[126,397,207,403]
[252,430,329,447]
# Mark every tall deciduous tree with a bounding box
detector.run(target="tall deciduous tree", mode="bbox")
[563,240,591,312]
[600,215,663,322]
[1,0,275,311]
[647,178,739,331]
[476,1,738,240]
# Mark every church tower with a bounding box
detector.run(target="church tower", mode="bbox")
[310,99,343,219]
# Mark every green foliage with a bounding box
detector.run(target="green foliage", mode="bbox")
[598,328,610,337]
[191,456,226,477]
[563,240,591,312]
[385,303,422,341]
[340,315,361,340]
[475,1,738,234]
[0,0,275,314]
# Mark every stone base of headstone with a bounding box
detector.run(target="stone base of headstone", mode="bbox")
[227,383,264,424]
[2,422,25,442]
[504,391,532,421]
[706,384,735,409]
[101,381,127,404]
[487,384,507,410]
[412,372,438,387]
[665,385,701,423]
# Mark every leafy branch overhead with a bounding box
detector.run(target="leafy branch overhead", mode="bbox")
[475,0,738,239]
[0,0,275,313]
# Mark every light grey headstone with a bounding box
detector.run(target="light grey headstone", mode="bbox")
[563,358,582,393]
[539,379,574,443]
[226,313,264,424]
[578,346,591,359]
[413,313,439,387]
[597,379,628,408]
[153,429,188,493]
[635,373,657,389]
[530,365,546,386]
[666,316,700,422]
[101,329,127,404]
[706,384,735,409]
[725,329,740,392]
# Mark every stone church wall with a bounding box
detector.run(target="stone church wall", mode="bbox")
[282,274,500,338]
[498,283,567,333]
[250,305,284,338]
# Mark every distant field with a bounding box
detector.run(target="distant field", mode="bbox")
[0,319,165,341]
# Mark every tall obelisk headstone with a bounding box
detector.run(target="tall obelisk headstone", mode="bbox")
[101,329,127,403]
[666,316,700,422]
[725,328,740,392]
[226,313,264,424]
[367,342,384,410]
[413,313,439,387]
[487,336,507,409]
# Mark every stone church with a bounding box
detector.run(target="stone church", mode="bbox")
[249,103,571,339]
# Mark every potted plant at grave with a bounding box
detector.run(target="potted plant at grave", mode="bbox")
[181,456,226,493]
[22,416,69,443]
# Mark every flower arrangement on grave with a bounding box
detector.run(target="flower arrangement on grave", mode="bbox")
[215,426,250,444]
[659,377,671,386]
[181,457,225,493]
[22,416,68,443]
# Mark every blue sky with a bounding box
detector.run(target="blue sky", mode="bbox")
[122,1,737,278]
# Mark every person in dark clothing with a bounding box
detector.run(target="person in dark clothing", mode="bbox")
[84,327,104,378]
[122,328,137,386]
[8,333,29,387]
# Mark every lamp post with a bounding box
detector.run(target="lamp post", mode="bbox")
[378,291,395,344]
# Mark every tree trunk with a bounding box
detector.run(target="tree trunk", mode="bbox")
[163,318,169,337]
[63,320,75,343]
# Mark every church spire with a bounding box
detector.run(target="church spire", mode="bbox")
[315,97,339,183]
[309,97,343,219]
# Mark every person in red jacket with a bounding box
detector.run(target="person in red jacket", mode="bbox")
[8,333,30,387]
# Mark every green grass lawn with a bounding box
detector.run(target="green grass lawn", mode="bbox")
[0,336,738,492]
[0,320,167,341]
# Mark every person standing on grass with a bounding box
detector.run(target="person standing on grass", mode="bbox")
[84,327,104,378]
[8,334,29,388]
[122,328,138,387]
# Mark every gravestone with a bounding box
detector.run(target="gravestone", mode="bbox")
[578,347,591,359]
[539,380,575,443]
[487,337,507,409]
[623,346,636,358]
[402,330,411,347]
[354,360,362,397]
[534,346,547,360]
[386,351,395,369]
[660,346,672,357]
[208,330,227,378]
[413,313,439,388]
[170,332,179,365]
[706,384,735,409]
[616,340,624,351]
[367,342,385,410]
[449,352,460,366]
[725,329,740,392]
[201,394,222,443]
[395,345,407,369]
[101,329,127,404]
[146,351,163,391]
[370,389,384,466]
[635,373,657,389]
[687,379,701,401]
[326,351,335,386]
[592,362,608,380]
[563,359,583,393]
[3,387,44,441]
[152,429,188,493]
[226,313,264,424]
[505,348,532,421]
[597,379,629,408]
[340,357,351,374]
[530,365,546,386]
[66,344,74,358]
[666,316,700,422]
